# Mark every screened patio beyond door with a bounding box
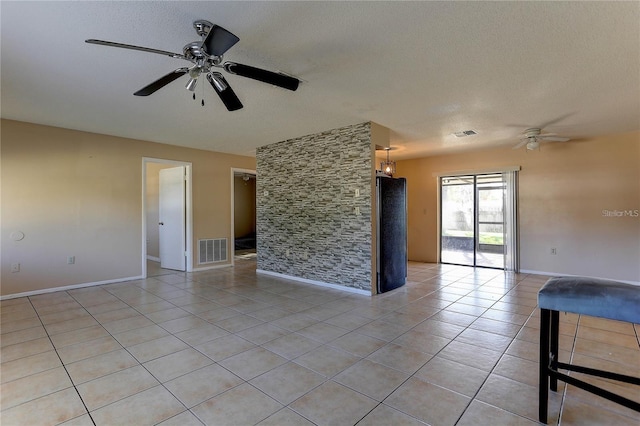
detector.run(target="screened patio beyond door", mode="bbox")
[439,172,518,271]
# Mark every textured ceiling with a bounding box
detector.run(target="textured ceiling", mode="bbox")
[1,1,639,159]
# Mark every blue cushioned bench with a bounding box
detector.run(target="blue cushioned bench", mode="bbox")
[538,277,640,423]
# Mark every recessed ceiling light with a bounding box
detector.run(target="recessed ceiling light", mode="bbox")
[453,130,477,137]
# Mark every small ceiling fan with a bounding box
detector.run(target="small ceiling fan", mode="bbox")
[86,20,301,111]
[513,128,570,150]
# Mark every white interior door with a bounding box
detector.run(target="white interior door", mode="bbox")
[159,166,186,271]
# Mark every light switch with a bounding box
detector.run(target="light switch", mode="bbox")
[355,188,360,197]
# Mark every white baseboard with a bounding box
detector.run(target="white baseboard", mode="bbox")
[256,269,371,296]
[0,275,145,300]
[520,269,640,286]
[191,263,233,272]
[146,256,161,262]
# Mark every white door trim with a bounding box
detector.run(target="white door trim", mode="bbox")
[230,167,256,267]
[142,157,193,277]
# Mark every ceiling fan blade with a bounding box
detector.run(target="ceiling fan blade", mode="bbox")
[85,39,186,60]
[538,113,574,130]
[541,136,570,142]
[506,113,575,130]
[512,140,528,150]
[207,73,243,111]
[202,25,239,57]
[224,62,300,91]
[133,68,189,96]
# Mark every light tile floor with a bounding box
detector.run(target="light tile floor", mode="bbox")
[1,258,639,425]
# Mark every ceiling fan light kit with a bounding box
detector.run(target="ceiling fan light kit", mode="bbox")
[86,19,301,111]
[526,139,540,151]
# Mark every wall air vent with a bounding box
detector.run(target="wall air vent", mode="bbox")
[198,238,227,264]
[453,130,477,137]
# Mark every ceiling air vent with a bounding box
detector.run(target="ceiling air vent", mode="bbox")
[453,130,477,137]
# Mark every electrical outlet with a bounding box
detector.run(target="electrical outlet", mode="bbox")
[286,249,290,257]
[551,248,557,255]
[355,206,361,216]
[67,256,75,264]
[11,263,20,273]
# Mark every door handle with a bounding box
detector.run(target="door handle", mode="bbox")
[159,222,164,226]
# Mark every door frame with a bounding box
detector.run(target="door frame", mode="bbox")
[230,167,256,266]
[142,157,193,277]
[434,166,520,269]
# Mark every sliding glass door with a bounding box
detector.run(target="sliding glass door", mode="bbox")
[476,174,506,268]
[441,176,475,266]
[440,172,518,270]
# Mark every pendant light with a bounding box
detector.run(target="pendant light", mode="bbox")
[380,147,396,176]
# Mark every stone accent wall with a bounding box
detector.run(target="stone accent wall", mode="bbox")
[256,122,373,291]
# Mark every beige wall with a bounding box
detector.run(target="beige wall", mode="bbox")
[1,119,255,297]
[234,175,256,238]
[397,131,640,283]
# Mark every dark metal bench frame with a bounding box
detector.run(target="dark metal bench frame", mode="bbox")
[539,308,640,423]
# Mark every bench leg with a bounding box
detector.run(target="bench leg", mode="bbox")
[539,308,551,424]
[550,310,559,392]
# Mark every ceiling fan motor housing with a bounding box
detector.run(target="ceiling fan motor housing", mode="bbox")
[524,128,542,138]
[183,42,208,61]
[193,20,214,38]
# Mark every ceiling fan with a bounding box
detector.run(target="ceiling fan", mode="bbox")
[86,20,301,111]
[513,128,570,151]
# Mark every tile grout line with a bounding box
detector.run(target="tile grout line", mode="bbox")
[76,280,200,424]
[419,274,527,425]
[452,285,542,426]
[55,281,192,423]
[92,268,344,425]
[348,270,530,426]
[16,266,506,424]
[26,293,98,426]
[178,265,454,424]
[86,275,252,424]
[389,270,542,425]
[6,264,635,425]
[78,273,265,423]
[555,314,582,426]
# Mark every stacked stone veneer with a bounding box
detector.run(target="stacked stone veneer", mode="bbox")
[256,122,373,291]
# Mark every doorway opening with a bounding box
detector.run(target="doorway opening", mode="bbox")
[231,168,256,262]
[142,158,193,278]
[439,171,518,270]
